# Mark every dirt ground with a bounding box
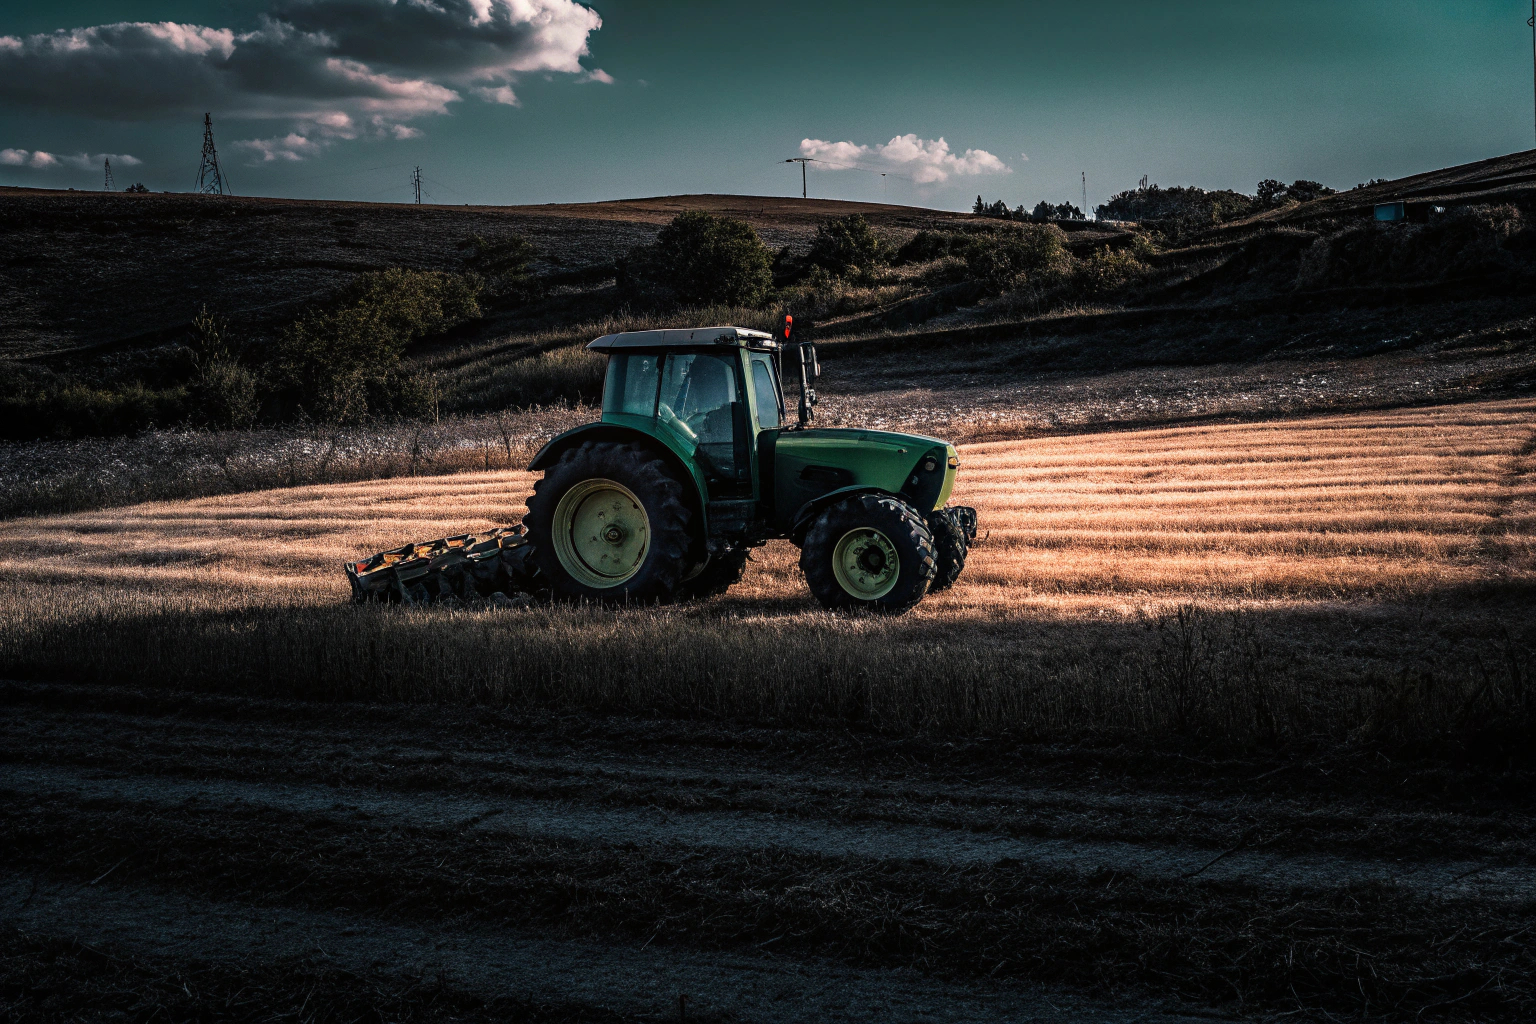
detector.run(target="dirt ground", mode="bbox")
[3,680,1534,1023]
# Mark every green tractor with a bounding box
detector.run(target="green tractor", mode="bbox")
[523,321,976,613]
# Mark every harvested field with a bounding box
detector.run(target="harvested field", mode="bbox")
[3,398,1535,1022]
[0,397,1532,738]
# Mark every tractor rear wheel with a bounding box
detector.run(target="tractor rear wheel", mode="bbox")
[800,494,936,614]
[525,441,694,604]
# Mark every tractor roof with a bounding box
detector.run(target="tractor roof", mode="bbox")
[587,326,778,352]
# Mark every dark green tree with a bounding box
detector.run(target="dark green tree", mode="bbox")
[804,214,888,277]
[619,211,773,307]
[1285,179,1336,203]
[1255,179,1287,207]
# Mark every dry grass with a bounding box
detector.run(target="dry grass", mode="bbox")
[1,398,1532,746]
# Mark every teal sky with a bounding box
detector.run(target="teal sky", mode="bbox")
[0,1,1532,211]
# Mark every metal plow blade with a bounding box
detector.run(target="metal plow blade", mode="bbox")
[345,526,538,607]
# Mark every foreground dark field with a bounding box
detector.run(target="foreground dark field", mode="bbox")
[3,681,1533,1023]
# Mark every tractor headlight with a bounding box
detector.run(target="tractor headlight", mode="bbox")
[922,457,937,473]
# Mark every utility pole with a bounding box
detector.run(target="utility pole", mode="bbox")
[103,158,115,192]
[785,157,813,199]
[194,113,231,195]
[412,166,423,204]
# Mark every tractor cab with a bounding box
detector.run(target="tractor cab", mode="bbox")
[592,327,784,504]
[523,325,975,613]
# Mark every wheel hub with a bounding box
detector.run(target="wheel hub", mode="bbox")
[551,478,651,589]
[832,527,900,601]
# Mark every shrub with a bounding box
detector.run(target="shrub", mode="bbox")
[618,211,772,308]
[459,233,540,303]
[802,214,888,279]
[1296,204,1529,289]
[963,225,1071,291]
[184,306,258,429]
[1095,184,1255,226]
[1072,246,1148,295]
[273,268,480,423]
[0,383,187,440]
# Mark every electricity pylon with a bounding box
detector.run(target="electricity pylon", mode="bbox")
[412,166,423,204]
[103,158,115,192]
[194,113,231,195]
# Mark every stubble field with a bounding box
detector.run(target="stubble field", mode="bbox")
[1,396,1532,738]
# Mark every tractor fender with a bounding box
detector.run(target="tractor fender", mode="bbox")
[528,422,710,527]
[789,485,906,546]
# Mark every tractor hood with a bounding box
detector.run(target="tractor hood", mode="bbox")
[787,426,949,449]
[772,426,959,532]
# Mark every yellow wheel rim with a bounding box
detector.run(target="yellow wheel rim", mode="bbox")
[552,478,650,589]
[832,527,899,600]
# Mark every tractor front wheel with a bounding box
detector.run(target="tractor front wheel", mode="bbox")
[525,441,694,604]
[801,494,936,614]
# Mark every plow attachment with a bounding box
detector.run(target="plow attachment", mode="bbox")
[345,526,538,606]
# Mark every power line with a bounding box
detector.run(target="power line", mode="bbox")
[194,113,231,196]
[273,162,413,187]
[423,176,469,201]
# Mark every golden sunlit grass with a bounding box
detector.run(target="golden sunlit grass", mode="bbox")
[1,398,1532,745]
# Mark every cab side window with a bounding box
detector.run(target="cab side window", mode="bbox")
[749,354,782,429]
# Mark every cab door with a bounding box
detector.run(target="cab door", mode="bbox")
[657,350,752,499]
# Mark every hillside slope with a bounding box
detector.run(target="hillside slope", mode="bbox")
[0,189,970,359]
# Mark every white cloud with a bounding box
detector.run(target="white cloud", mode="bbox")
[580,68,614,84]
[0,1,606,159]
[1,148,141,170]
[800,134,1011,185]
[472,84,520,106]
[235,132,324,162]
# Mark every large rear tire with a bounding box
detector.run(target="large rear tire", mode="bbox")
[525,441,694,604]
[800,494,936,614]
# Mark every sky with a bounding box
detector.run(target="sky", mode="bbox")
[0,0,1533,212]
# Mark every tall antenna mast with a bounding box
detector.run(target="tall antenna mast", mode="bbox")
[412,166,423,204]
[784,157,813,199]
[194,113,231,195]
[1082,171,1088,217]
[103,158,115,192]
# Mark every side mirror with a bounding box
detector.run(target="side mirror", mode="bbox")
[796,342,818,425]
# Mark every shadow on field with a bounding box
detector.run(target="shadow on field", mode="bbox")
[2,579,1532,757]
